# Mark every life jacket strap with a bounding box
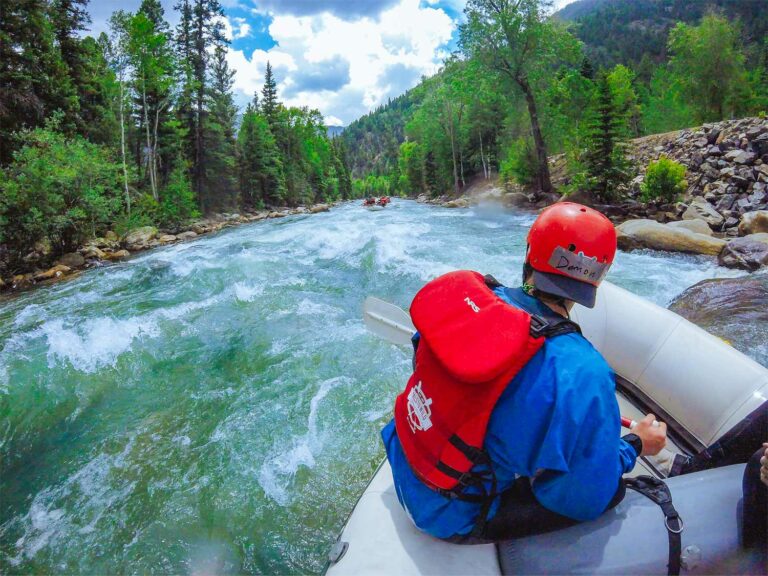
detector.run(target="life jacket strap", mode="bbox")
[625,475,683,576]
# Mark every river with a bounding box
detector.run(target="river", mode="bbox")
[0,200,750,574]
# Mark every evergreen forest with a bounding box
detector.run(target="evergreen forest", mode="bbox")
[0,0,353,272]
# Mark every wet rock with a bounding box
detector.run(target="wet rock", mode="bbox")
[667,219,713,236]
[505,192,531,207]
[738,210,768,235]
[669,275,768,365]
[56,252,86,268]
[310,204,331,213]
[682,199,724,229]
[106,249,130,261]
[176,231,197,241]
[33,264,71,281]
[12,273,34,289]
[80,246,106,260]
[718,237,768,270]
[616,219,727,255]
[443,198,470,208]
[158,234,177,244]
[268,211,286,218]
[123,226,158,250]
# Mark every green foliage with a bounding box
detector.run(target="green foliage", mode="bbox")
[500,138,539,188]
[640,156,687,203]
[398,141,425,196]
[668,14,749,122]
[640,67,696,134]
[583,73,632,202]
[352,175,391,198]
[0,126,124,268]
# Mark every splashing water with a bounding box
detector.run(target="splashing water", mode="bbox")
[0,200,750,574]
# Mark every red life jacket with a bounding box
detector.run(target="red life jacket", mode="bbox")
[393,270,580,497]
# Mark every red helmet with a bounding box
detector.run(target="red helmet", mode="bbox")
[525,202,616,308]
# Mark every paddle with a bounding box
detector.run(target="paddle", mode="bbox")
[363,297,663,432]
[362,297,415,347]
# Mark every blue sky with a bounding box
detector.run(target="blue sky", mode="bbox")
[87,0,574,126]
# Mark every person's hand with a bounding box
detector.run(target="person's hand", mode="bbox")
[634,414,667,457]
[760,443,768,487]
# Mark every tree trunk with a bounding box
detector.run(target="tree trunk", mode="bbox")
[118,74,130,218]
[141,77,158,201]
[520,77,552,195]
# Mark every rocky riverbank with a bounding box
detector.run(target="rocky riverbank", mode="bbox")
[425,116,768,271]
[0,204,331,294]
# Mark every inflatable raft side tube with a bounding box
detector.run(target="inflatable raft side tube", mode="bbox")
[572,281,768,447]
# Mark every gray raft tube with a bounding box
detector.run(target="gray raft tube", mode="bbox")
[498,464,765,575]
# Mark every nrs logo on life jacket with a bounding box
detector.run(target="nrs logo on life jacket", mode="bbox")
[406,382,433,433]
[393,270,580,495]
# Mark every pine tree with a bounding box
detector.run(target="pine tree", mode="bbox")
[583,73,631,202]
[205,43,238,210]
[50,0,94,134]
[261,61,279,124]
[0,0,70,163]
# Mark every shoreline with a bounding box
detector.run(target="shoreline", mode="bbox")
[0,202,334,298]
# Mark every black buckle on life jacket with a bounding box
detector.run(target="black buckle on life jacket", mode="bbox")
[529,314,550,338]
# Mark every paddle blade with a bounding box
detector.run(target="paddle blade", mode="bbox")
[363,297,415,347]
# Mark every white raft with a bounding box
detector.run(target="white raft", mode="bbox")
[326,281,768,575]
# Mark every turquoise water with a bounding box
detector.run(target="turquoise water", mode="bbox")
[0,201,747,574]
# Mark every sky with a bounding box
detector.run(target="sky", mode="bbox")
[86,0,575,126]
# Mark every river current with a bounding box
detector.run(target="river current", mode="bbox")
[0,200,751,574]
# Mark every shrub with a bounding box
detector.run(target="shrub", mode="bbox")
[500,138,539,188]
[640,156,687,203]
[0,126,124,269]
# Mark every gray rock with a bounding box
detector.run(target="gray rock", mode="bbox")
[123,226,158,250]
[707,129,722,145]
[724,216,739,228]
[176,231,198,241]
[715,194,737,211]
[738,210,768,235]
[718,237,768,270]
[706,145,723,157]
[667,219,713,236]
[56,252,86,268]
[682,199,724,229]
[754,133,768,156]
[616,219,726,255]
[694,137,708,148]
[746,125,767,140]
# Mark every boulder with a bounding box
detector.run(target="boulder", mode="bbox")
[669,275,768,366]
[268,211,286,218]
[80,245,106,260]
[158,234,177,244]
[56,252,86,268]
[176,231,197,241]
[105,249,130,261]
[12,273,34,289]
[105,230,119,242]
[90,237,119,250]
[443,198,470,208]
[667,219,713,236]
[310,203,331,213]
[682,199,724,229]
[718,237,768,270]
[123,226,158,250]
[738,210,768,235]
[504,192,531,207]
[616,219,727,255]
[33,264,71,281]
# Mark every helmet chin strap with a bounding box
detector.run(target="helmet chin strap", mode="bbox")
[521,263,570,319]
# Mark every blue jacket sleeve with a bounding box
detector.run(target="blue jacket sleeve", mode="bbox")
[530,346,636,522]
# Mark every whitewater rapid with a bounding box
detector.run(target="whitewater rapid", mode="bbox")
[0,200,749,574]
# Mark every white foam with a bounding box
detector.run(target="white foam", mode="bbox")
[42,316,159,373]
[233,282,263,302]
[295,299,341,317]
[257,377,350,505]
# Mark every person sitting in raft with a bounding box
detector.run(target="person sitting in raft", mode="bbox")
[381,202,668,543]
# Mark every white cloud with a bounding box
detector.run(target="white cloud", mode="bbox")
[226,0,456,125]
